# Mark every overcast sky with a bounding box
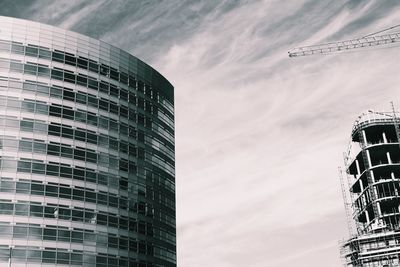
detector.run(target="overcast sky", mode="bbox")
[3,0,400,266]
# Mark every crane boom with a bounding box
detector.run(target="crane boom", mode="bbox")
[288,31,400,58]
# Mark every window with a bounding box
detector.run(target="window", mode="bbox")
[72,189,84,201]
[39,49,51,59]
[46,164,59,176]
[110,85,118,97]
[77,58,88,69]
[61,146,73,158]
[10,62,22,72]
[72,209,84,220]
[77,75,87,86]
[43,228,57,240]
[42,250,56,262]
[71,231,83,243]
[24,64,38,74]
[51,69,63,80]
[11,44,24,54]
[65,54,76,65]
[63,90,75,101]
[76,93,86,104]
[38,66,50,77]
[48,144,60,156]
[89,61,98,72]
[28,227,42,240]
[11,249,26,259]
[15,203,29,216]
[110,69,118,80]
[49,106,62,117]
[0,203,13,214]
[17,161,31,172]
[16,181,30,194]
[30,205,43,217]
[45,185,58,197]
[13,226,28,238]
[31,183,44,195]
[61,127,73,138]
[88,78,98,90]
[50,87,62,98]
[20,120,34,131]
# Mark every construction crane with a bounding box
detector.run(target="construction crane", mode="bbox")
[288,24,400,57]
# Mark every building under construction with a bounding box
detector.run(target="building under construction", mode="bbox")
[340,108,400,266]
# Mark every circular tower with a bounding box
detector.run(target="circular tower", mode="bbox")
[0,16,176,267]
[341,109,400,266]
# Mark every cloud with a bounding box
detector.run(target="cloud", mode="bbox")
[2,0,400,266]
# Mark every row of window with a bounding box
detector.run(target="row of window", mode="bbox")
[0,178,127,210]
[0,117,175,193]
[11,75,154,124]
[2,137,98,162]
[13,145,132,173]
[0,157,126,190]
[3,77,174,133]
[0,137,138,172]
[1,137,174,185]
[0,175,174,227]
[0,59,175,130]
[19,116,134,148]
[0,73,173,135]
[0,79,175,144]
[0,177,175,214]
[0,132,175,196]
[0,200,176,244]
[0,108,174,172]
[8,78,174,133]
[0,247,170,267]
[47,119,174,176]
[1,96,175,162]
[0,200,162,234]
[1,116,175,178]
[0,40,175,104]
[0,224,170,255]
[23,119,175,178]
[0,39,174,104]
[0,156,176,219]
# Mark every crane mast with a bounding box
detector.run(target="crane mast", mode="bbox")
[288,28,400,57]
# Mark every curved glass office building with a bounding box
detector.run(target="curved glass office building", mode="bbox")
[0,16,176,266]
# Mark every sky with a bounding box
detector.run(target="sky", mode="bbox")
[2,0,400,266]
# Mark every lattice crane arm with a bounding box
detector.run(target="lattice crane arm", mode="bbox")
[288,31,400,58]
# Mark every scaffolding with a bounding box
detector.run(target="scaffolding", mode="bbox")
[340,107,400,266]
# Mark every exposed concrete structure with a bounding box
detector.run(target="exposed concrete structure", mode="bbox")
[341,109,400,266]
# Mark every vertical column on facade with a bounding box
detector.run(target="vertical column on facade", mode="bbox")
[365,210,370,224]
[366,149,373,168]
[392,172,400,198]
[356,159,361,178]
[387,152,392,164]
[371,171,378,196]
[359,129,380,225]
[362,130,368,147]
[371,170,383,224]
[376,201,382,217]
[382,132,388,143]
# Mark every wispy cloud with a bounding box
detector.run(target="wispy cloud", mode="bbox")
[2,0,400,266]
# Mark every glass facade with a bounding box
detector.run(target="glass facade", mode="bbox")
[0,16,175,266]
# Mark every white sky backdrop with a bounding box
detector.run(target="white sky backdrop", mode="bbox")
[3,0,400,266]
